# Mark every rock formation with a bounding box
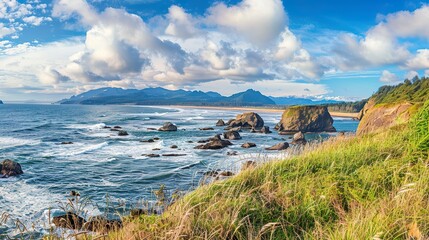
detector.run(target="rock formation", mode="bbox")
[277,106,336,133]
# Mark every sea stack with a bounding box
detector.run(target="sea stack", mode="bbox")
[277,106,336,133]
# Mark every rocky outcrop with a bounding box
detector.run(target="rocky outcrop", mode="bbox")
[195,139,232,150]
[228,112,264,129]
[265,142,289,151]
[0,159,23,177]
[277,106,336,133]
[118,130,129,136]
[241,142,256,148]
[291,132,307,145]
[216,119,226,126]
[223,131,242,140]
[158,122,178,131]
[357,102,413,136]
[53,212,86,230]
[251,126,272,134]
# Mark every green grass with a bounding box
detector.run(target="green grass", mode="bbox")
[107,100,429,240]
[373,77,429,105]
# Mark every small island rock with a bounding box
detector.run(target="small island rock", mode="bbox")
[158,122,178,132]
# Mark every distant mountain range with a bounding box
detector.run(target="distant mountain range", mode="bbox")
[57,87,342,106]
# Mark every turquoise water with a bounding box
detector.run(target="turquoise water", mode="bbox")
[0,104,358,237]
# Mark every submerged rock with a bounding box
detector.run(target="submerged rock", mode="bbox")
[216,119,226,126]
[158,122,178,132]
[241,142,256,148]
[265,142,289,151]
[61,141,73,145]
[223,131,242,140]
[162,154,187,157]
[227,151,238,156]
[141,139,155,143]
[144,154,160,158]
[200,127,214,131]
[118,130,129,136]
[228,112,264,129]
[0,159,23,177]
[170,145,178,149]
[277,106,336,133]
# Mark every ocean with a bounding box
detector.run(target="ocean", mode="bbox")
[0,104,358,237]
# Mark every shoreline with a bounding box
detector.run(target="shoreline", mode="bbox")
[169,105,359,119]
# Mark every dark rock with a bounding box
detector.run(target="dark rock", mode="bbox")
[118,130,129,136]
[260,126,272,134]
[265,142,289,151]
[144,154,160,158]
[195,139,232,150]
[228,112,264,129]
[153,137,160,140]
[186,141,193,143]
[203,170,219,177]
[0,159,24,177]
[197,139,210,143]
[200,127,214,131]
[216,119,226,126]
[110,128,120,132]
[170,145,178,149]
[227,151,238,156]
[277,106,336,133]
[223,131,242,140]
[152,148,161,151]
[61,142,73,145]
[52,212,86,230]
[158,122,177,132]
[291,131,307,145]
[241,142,256,148]
[147,128,157,131]
[141,139,155,143]
[113,126,122,129]
[103,126,112,129]
[84,216,122,233]
[219,171,234,177]
[162,154,187,157]
[241,161,257,171]
[274,123,281,131]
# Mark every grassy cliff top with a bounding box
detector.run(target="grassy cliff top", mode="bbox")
[106,100,429,239]
[373,76,429,105]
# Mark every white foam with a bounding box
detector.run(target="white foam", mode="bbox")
[40,142,109,157]
[98,140,164,159]
[0,137,41,149]
[66,123,106,131]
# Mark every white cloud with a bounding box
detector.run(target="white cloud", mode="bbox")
[333,5,429,71]
[206,0,287,46]
[405,70,418,80]
[406,49,429,70]
[379,70,400,83]
[43,0,322,89]
[164,5,199,39]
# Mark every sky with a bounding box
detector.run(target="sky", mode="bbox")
[1,0,429,102]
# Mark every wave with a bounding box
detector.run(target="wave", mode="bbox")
[0,137,41,150]
[66,123,106,131]
[41,142,109,157]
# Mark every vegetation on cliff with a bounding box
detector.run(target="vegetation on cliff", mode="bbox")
[372,76,429,105]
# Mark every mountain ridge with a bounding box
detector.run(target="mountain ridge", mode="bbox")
[58,87,343,106]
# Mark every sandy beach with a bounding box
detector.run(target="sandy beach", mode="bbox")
[170,105,359,119]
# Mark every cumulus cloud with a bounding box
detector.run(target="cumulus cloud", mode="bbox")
[406,49,429,70]
[379,70,400,83]
[42,0,322,90]
[206,0,287,46]
[333,5,429,71]
[164,5,199,39]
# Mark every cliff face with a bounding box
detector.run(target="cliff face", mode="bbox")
[357,101,413,136]
[277,106,336,133]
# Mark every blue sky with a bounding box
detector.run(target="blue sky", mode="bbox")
[0,0,429,102]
